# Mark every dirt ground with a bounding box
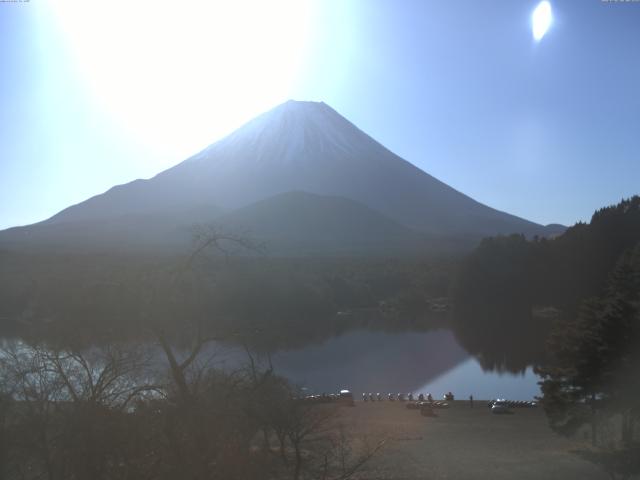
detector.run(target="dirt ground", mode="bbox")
[335,400,608,480]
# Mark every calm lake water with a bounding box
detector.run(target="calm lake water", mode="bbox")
[258,329,540,401]
[2,328,540,401]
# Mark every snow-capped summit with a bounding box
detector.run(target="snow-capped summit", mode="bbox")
[189,100,374,169]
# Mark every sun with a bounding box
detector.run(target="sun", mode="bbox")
[532,1,553,42]
[43,0,313,159]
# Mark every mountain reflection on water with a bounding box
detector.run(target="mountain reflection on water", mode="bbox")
[0,328,541,401]
[262,329,540,400]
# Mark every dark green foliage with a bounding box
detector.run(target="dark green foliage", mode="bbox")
[452,234,551,372]
[453,197,640,475]
[537,244,640,439]
[536,244,640,480]
[0,254,453,350]
[453,196,640,371]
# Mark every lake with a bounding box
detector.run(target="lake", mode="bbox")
[1,328,541,401]
[215,328,541,401]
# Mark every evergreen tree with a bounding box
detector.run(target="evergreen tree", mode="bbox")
[454,196,640,372]
[537,243,640,479]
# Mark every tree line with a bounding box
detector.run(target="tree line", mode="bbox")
[0,249,452,351]
[536,242,640,479]
[453,196,640,479]
[452,196,640,372]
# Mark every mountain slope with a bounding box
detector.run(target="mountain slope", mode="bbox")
[0,204,222,252]
[216,191,429,255]
[0,100,562,254]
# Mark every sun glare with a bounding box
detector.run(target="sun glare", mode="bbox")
[532,1,553,42]
[44,0,313,158]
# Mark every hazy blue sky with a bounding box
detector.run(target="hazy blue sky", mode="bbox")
[1,0,638,230]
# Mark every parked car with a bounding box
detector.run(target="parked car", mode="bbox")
[491,399,511,414]
[339,390,355,406]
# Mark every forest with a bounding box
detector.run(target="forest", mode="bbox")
[453,196,640,372]
[0,245,453,350]
[453,197,640,478]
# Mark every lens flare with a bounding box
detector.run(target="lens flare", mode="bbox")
[532,1,553,42]
[45,0,313,158]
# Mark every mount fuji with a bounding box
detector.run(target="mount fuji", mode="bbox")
[0,100,563,255]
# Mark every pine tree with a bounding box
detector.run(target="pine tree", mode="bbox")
[537,243,640,479]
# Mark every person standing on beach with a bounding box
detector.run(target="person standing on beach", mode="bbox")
[469,395,474,408]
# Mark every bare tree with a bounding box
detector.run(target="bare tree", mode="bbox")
[0,227,385,480]
[260,385,385,480]
[0,342,157,480]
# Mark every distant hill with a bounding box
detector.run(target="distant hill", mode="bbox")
[216,191,429,256]
[0,100,563,255]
